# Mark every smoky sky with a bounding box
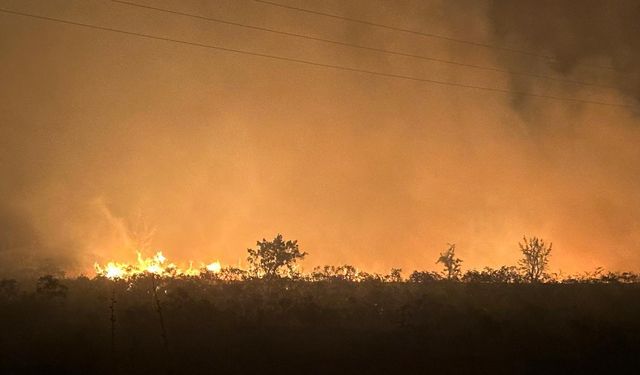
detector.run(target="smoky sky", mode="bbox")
[0,0,639,277]
[488,0,640,111]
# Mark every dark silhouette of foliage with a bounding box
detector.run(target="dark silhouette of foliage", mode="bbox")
[408,270,442,283]
[6,232,640,373]
[561,267,605,284]
[436,243,462,280]
[218,266,248,281]
[356,271,385,283]
[36,275,68,298]
[150,275,171,373]
[247,234,307,279]
[518,236,552,283]
[462,266,523,283]
[2,273,638,374]
[386,268,402,282]
[310,265,358,281]
[598,271,640,284]
[109,284,117,372]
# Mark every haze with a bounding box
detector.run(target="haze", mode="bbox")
[1,0,639,277]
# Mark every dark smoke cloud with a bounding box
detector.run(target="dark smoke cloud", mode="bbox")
[488,0,640,106]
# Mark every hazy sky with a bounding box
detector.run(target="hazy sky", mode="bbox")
[1,0,639,276]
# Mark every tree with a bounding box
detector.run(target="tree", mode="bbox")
[218,267,248,281]
[436,243,462,280]
[462,266,522,283]
[247,234,307,278]
[518,236,552,283]
[408,270,441,283]
[310,265,357,282]
[36,275,68,298]
[386,268,403,282]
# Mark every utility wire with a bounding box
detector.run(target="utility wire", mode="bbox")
[0,8,631,109]
[254,0,617,72]
[111,0,616,90]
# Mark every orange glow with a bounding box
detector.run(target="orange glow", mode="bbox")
[206,261,222,273]
[2,1,640,278]
[94,251,222,280]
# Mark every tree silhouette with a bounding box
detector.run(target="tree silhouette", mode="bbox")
[387,268,403,282]
[217,266,248,281]
[36,275,68,298]
[408,270,441,283]
[462,266,522,283]
[310,265,358,281]
[247,234,307,278]
[518,236,552,283]
[436,243,462,280]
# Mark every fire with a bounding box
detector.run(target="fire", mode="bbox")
[103,262,126,279]
[184,261,200,277]
[94,251,223,280]
[136,251,166,274]
[206,261,221,273]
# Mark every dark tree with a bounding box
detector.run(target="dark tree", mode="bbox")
[436,243,462,280]
[518,236,552,283]
[218,267,248,281]
[408,270,442,283]
[310,265,358,281]
[247,234,307,278]
[387,268,403,282]
[36,275,68,298]
[462,266,522,283]
[462,269,491,283]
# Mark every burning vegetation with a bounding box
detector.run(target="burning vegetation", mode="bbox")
[2,234,640,374]
[94,251,222,280]
[89,234,640,284]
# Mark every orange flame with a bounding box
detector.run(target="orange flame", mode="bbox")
[94,251,222,280]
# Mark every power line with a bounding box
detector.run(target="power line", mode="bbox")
[254,0,618,72]
[0,7,631,109]
[111,0,616,90]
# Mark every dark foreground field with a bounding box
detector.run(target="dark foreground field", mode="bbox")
[1,277,639,374]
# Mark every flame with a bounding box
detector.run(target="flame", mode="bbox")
[206,261,221,273]
[104,262,126,279]
[95,251,222,280]
[184,261,200,277]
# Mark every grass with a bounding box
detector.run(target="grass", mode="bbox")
[0,276,639,374]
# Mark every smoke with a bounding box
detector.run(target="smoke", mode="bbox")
[0,0,638,277]
[487,0,640,108]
